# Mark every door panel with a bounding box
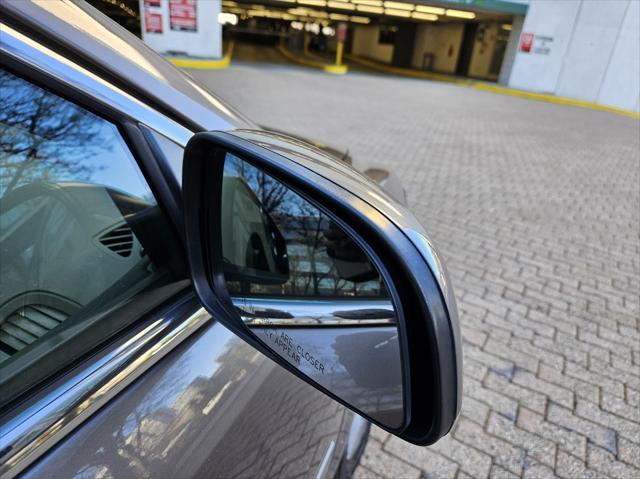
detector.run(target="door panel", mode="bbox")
[23,317,349,479]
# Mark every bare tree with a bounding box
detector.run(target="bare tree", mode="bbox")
[226,155,384,297]
[0,71,108,196]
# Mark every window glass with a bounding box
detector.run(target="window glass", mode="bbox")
[0,69,186,398]
[222,153,388,298]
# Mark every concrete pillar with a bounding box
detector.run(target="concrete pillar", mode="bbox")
[351,25,394,64]
[139,0,222,59]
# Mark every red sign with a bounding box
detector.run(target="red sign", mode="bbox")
[520,32,534,53]
[169,0,197,32]
[144,0,161,6]
[337,23,348,43]
[144,8,162,33]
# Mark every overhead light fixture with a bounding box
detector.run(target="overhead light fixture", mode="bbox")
[385,8,411,17]
[305,22,320,33]
[350,15,371,24]
[298,0,326,6]
[415,5,444,15]
[412,11,438,21]
[218,12,239,25]
[384,1,413,10]
[502,23,512,31]
[445,9,476,19]
[327,1,355,10]
[357,4,384,13]
[291,20,304,29]
[222,1,238,7]
[351,0,383,5]
[322,25,336,35]
[329,12,350,20]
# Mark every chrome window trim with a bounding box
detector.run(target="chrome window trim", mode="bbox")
[0,305,210,479]
[0,23,193,148]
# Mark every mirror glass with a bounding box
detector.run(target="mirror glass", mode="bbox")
[220,153,404,428]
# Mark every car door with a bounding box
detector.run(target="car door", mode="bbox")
[0,27,350,479]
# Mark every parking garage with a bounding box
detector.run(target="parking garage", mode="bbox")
[126,1,526,81]
[214,0,526,81]
[84,0,634,112]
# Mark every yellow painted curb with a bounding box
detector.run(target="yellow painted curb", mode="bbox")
[168,42,234,69]
[473,83,640,119]
[277,44,348,75]
[346,54,471,85]
[347,53,639,119]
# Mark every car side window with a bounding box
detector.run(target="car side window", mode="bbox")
[0,69,186,402]
[222,153,388,298]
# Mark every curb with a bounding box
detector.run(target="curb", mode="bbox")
[168,42,235,70]
[277,44,348,75]
[473,82,640,119]
[346,53,470,85]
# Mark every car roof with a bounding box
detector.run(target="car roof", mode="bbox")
[1,0,254,132]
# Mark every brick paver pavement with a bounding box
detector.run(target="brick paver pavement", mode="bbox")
[188,59,640,478]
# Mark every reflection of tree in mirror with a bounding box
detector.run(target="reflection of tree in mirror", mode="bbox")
[0,71,108,197]
[226,155,387,298]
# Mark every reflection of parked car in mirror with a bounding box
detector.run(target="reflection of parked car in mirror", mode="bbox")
[324,220,378,282]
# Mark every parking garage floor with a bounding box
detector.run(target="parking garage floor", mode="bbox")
[187,62,640,479]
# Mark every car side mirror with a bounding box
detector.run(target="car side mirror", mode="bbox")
[182,130,462,445]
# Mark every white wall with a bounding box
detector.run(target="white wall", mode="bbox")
[352,26,394,64]
[509,0,581,93]
[508,0,639,112]
[555,1,628,101]
[411,24,464,73]
[596,1,640,111]
[139,0,221,58]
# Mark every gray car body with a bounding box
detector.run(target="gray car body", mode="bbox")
[0,1,415,478]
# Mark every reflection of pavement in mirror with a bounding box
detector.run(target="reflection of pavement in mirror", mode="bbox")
[253,325,403,429]
[189,63,640,479]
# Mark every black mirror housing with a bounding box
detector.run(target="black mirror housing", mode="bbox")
[182,129,462,445]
